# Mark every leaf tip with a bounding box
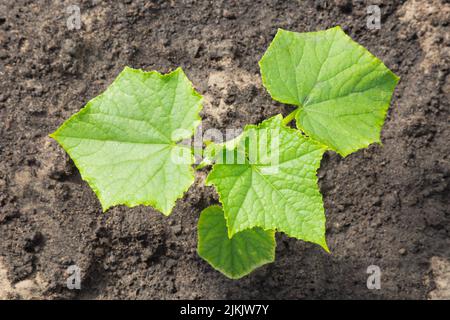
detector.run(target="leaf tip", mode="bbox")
[321,242,331,254]
[161,208,173,217]
[173,66,184,74]
[98,198,112,213]
[48,132,57,140]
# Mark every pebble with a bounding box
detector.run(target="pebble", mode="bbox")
[171,225,182,235]
[222,9,236,19]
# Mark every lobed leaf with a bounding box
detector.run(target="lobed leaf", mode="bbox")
[259,26,399,156]
[50,67,203,215]
[206,115,328,250]
[197,205,276,279]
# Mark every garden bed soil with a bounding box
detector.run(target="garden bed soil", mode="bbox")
[0,0,449,299]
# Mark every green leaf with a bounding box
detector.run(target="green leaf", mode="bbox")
[197,205,276,279]
[206,115,328,250]
[259,26,399,156]
[50,67,202,215]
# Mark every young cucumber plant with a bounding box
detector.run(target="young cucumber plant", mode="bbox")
[51,26,399,279]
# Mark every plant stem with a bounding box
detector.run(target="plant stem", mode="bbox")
[282,109,298,126]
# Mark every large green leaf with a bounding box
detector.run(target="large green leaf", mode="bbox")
[197,205,276,279]
[206,115,328,250]
[50,67,202,215]
[259,26,399,156]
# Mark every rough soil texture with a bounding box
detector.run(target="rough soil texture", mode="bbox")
[0,0,449,299]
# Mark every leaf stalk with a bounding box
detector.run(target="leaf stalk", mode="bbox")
[282,109,298,126]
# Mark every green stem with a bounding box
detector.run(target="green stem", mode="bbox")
[282,109,298,126]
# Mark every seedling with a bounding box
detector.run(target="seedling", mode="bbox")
[51,27,399,279]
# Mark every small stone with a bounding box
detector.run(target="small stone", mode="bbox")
[222,9,236,19]
[187,39,201,58]
[0,49,8,59]
[171,224,182,235]
[372,196,382,206]
[141,248,154,261]
[165,259,177,269]
[332,222,342,232]
[0,93,8,102]
[94,247,105,257]
[399,248,407,255]
[62,39,77,57]
[208,40,234,60]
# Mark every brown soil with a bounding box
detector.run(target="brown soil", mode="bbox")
[0,0,449,299]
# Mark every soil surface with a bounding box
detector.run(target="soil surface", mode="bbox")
[1,0,449,299]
